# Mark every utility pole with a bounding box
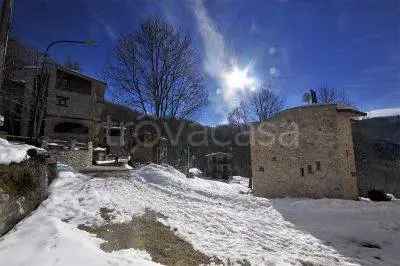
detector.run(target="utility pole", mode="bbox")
[0,0,13,92]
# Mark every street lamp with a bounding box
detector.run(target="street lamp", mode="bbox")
[45,39,96,55]
[31,39,96,142]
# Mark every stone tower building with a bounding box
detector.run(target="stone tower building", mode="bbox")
[250,104,366,199]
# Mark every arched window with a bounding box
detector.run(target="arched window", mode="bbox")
[54,122,88,134]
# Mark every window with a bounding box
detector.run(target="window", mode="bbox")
[307,165,313,174]
[258,166,264,172]
[56,70,91,94]
[62,78,70,89]
[316,161,321,171]
[56,96,69,107]
[300,168,304,176]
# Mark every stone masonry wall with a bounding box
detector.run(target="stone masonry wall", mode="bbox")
[48,142,93,170]
[251,104,359,199]
[0,158,49,236]
[336,112,359,198]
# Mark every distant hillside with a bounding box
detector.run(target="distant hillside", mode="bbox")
[102,101,252,177]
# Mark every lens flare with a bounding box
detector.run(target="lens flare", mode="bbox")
[222,65,256,93]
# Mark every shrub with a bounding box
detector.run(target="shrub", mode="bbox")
[367,189,391,202]
[0,163,35,195]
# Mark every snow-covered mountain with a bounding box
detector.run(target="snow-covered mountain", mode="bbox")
[365,108,400,119]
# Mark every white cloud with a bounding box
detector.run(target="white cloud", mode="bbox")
[191,0,226,80]
[190,0,258,117]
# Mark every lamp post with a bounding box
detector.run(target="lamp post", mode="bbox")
[44,40,96,55]
[31,39,96,143]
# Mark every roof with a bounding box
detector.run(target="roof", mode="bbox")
[56,66,107,85]
[335,104,367,116]
[269,103,366,120]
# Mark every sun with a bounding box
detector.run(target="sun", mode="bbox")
[222,65,256,92]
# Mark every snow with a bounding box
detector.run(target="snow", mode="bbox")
[0,167,158,266]
[47,142,61,146]
[96,159,129,165]
[0,163,400,265]
[364,108,400,119]
[0,137,42,165]
[189,167,202,176]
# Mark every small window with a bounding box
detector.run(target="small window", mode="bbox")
[272,156,277,161]
[56,96,69,107]
[307,165,313,174]
[316,161,321,171]
[62,78,70,89]
[259,166,264,172]
[300,168,304,176]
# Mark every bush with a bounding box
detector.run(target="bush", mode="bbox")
[367,189,391,202]
[0,163,34,195]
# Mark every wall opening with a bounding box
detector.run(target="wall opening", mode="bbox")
[316,161,321,171]
[54,122,88,134]
[307,165,313,174]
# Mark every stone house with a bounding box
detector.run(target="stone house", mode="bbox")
[250,104,366,199]
[352,115,400,197]
[43,67,105,142]
[205,152,232,180]
[0,39,106,142]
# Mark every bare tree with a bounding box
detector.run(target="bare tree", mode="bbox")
[302,91,312,104]
[105,18,207,120]
[316,87,352,106]
[248,87,284,122]
[227,101,250,127]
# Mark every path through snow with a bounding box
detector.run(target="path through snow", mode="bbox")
[0,164,399,265]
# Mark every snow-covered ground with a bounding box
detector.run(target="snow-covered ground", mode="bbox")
[0,164,399,265]
[0,138,42,165]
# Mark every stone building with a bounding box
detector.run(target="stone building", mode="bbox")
[205,152,232,180]
[0,39,106,142]
[43,67,105,142]
[352,115,400,197]
[250,104,366,199]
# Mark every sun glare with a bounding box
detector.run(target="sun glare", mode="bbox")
[222,65,256,92]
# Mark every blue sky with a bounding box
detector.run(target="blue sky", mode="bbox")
[10,0,400,125]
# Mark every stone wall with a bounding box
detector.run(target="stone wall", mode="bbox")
[251,104,361,199]
[0,158,49,236]
[352,116,400,197]
[47,142,93,170]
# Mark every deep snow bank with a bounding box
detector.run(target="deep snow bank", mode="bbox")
[0,164,399,266]
[0,167,159,266]
[0,138,41,165]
